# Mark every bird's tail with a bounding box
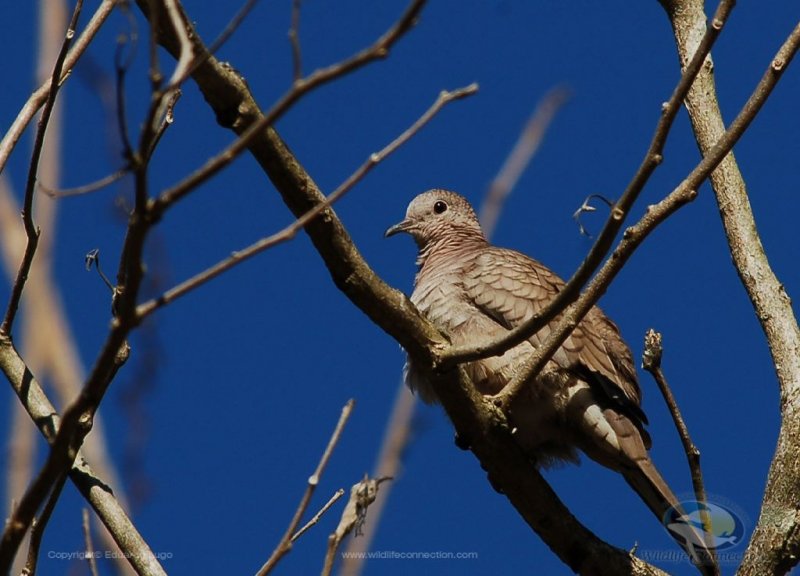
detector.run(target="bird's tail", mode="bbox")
[623,461,717,576]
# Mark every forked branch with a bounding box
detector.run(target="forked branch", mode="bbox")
[496,5,799,406]
[256,400,354,576]
[136,84,477,320]
[437,0,735,371]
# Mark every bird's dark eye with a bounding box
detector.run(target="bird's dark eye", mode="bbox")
[433,201,448,214]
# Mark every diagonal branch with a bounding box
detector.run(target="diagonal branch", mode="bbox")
[256,400,354,576]
[8,5,435,546]
[136,0,445,366]
[658,2,800,575]
[206,0,261,58]
[496,4,799,407]
[2,3,199,571]
[135,84,477,320]
[0,0,83,337]
[0,336,166,576]
[436,0,735,371]
[642,330,717,570]
[23,469,69,575]
[142,0,428,218]
[161,0,195,87]
[0,0,117,176]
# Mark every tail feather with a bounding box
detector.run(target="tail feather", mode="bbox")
[624,461,717,576]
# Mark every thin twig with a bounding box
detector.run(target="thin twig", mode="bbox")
[290,488,345,543]
[82,508,100,576]
[573,194,614,238]
[642,330,718,572]
[436,0,735,373]
[495,11,800,406]
[114,3,137,162]
[21,470,69,576]
[146,88,181,161]
[479,85,571,238]
[0,0,117,175]
[288,0,303,80]
[161,0,194,88]
[166,0,261,90]
[85,249,116,293]
[338,386,415,575]
[256,400,355,576]
[0,0,83,337]
[136,84,477,320]
[206,0,261,57]
[148,0,429,217]
[168,0,262,88]
[39,167,129,198]
[137,1,191,170]
[323,476,392,576]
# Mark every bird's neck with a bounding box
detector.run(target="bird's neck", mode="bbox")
[416,232,488,273]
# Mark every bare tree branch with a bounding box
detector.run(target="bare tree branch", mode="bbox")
[206,0,261,58]
[323,476,392,576]
[642,330,717,571]
[161,0,195,88]
[136,83,477,320]
[496,0,800,406]
[114,5,138,164]
[290,488,345,544]
[0,0,83,337]
[0,337,166,576]
[657,2,800,575]
[0,0,117,175]
[436,0,735,373]
[22,470,68,576]
[0,7,86,570]
[256,400,355,576]
[338,385,415,576]
[141,0,428,217]
[1,177,136,576]
[2,1,201,569]
[39,168,129,198]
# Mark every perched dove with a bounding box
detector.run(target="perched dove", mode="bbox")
[386,189,712,572]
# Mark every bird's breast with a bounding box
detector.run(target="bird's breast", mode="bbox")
[409,265,530,397]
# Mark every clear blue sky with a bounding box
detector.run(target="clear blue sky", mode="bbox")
[1,2,799,575]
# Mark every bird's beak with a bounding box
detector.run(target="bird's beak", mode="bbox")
[384,219,413,238]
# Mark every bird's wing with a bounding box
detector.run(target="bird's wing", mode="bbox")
[463,247,645,418]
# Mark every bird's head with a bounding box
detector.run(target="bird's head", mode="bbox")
[385,189,486,250]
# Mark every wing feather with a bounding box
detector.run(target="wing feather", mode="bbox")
[465,248,644,418]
